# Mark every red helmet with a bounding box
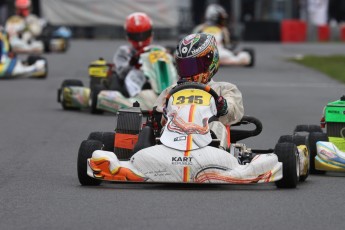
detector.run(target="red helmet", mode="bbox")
[125,12,153,50]
[15,0,31,17]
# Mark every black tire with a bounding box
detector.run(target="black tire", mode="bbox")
[77,140,103,186]
[243,48,255,67]
[278,134,308,182]
[308,132,328,174]
[294,124,323,133]
[278,135,294,144]
[59,79,84,109]
[61,79,84,87]
[90,84,104,114]
[278,135,307,146]
[87,132,115,152]
[274,143,299,189]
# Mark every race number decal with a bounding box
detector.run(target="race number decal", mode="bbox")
[172,89,211,106]
[149,50,169,64]
[125,69,147,97]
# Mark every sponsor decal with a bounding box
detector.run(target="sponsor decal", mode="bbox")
[328,110,339,114]
[183,34,200,46]
[145,169,171,177]
[320,149,335,159]
[191,35,211,55]
[174,136,186,142]
[172,156,193,165]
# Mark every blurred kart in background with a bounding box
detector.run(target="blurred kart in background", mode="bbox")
[77,82,307,188]
[5,15,71,53]
[57,45,177,114]
[283,96,345,174]
[0,54,47,79]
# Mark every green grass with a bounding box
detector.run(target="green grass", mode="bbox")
[290,55,345,83]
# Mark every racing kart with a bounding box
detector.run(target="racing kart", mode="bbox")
[289,96,345,174]
[0,55,48,79]
[77,82,308,188]
[57,45,177,114]
[5,15,70,53]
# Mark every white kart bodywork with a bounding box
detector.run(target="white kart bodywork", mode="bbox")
[87,88,283,184]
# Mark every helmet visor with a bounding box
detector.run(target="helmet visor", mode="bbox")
[175,51,214,78]
[127,29,152,42]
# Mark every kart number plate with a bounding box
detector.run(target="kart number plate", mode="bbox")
[172,89,211,106]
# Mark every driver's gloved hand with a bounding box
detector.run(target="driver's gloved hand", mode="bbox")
[129,54,140,67]
[216,96,228,117]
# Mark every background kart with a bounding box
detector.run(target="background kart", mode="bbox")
[6,15,70,54]
[57,45,177,114]
[289,96,345,174]
[78,83,307,188]
[0,55,48,79]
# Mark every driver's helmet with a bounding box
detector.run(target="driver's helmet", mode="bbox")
[124,12,153,51]
[175,33,219,84]
[205,4,228,27]
[15,0,31,17]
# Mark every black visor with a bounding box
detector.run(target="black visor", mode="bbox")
[127,29,152,42]
[175,51,214,78]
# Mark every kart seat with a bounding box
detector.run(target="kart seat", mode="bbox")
[133,126,156,154]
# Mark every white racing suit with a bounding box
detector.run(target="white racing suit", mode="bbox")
[112,45,148,97]
[194,24,250,65]
[153,80,244,149]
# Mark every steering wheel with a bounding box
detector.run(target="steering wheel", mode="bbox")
[165,82,219,107]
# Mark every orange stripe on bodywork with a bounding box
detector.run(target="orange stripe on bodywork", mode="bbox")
[226,125,231,149]
[183,104,195,182]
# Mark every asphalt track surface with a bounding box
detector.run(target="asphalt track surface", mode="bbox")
[0,40,344,230]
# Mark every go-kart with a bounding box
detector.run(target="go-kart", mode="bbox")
[291,96,345,174]
[5,15,70,53]
[0,54,48,79]
[77,82,307,188]
[57,45,177,114]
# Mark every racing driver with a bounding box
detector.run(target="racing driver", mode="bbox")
[153,33,244,149]
[111,12,154,97]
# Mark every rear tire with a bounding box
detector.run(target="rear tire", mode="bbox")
[87,132,115,152]
[294,124,323,133]
[77,140,103,186]
[274,143,299,189]
[90,84,104,114]
[308,132,328,174]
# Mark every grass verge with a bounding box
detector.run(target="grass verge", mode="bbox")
[289,55,345,83]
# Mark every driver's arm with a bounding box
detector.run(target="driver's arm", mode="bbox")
[213,82,244,125]
[113,46,133,80]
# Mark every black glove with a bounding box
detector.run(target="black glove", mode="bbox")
[129,54,140,66]
[216,96,228,117]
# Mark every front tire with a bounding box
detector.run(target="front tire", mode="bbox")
[275,143,299,189]
[59,79,84,109]
[77,140,103,186]
[308,132,328,174]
